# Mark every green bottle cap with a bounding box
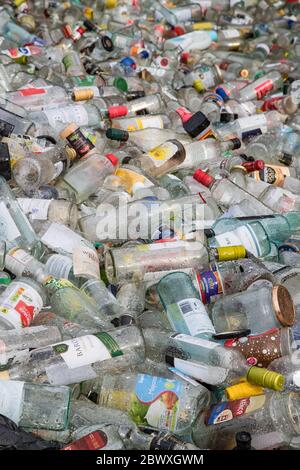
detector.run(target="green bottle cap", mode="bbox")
[106,128,129,141]
[247,366,285,391]
[113,77,128,93]
[0,275,11,285]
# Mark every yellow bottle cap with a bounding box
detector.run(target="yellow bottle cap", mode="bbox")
[0,371,10,380]
[15,56,27,65]
[105,0,117,8]
[192,22,214,30]
[247,366,285,391]
[84,7,94,20]
[65,146,77,162]
[193,79,205,93]
[72,88,95,102]
[13,0,26,6]
[226,381,263,400]
[240,69,249,79]
[216,245,247,261]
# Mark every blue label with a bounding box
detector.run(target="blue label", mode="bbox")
[135,374,183,404]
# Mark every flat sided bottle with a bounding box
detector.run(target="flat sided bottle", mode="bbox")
[0,380,70,431]
[191,392,300,450]
[0,325,145,386]
[0,176,42,256]
[156,272,215,339]
[80,372,210,435]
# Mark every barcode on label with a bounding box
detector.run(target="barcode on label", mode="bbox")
[178,301,194,315]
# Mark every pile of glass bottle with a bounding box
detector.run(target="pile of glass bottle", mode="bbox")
[1,0,300,451]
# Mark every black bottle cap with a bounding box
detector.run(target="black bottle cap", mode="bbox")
[0,142,11,181]
[165,355,175,366]
[101,35,114,52]
[239,154,255,162]
[234,432,253,450]
[83,19,97,31]
[230,138,242,150]
[279,152,292,166]
[106,128,129,141]
[183,111,210,138]
[126,90,146,101]
[204,228,215,238]
[213,329,251,340]
[220,112,238,123]
[119,314,136,326]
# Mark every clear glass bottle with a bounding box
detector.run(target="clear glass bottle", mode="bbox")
[1,325,145,386]
[156,272,215,339]
[119,425,200,450]
[211,284,295,335]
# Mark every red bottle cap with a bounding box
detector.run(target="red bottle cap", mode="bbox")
[193,169,214,187]
[105,153,119,166]
[180,52,190,63]
[176,107,193,123]
[173,26,185,36]
[242,160,265,172]
[108,105,128,119]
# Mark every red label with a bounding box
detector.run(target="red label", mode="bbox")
[15,300,35,326]
[205,395,266,425]
[19,88,46,96]
[62,431,108,450]
[254,80,273,100]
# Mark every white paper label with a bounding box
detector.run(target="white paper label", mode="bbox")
[0,202,21,240]
[41,222,91,254]
[172,359,228,385]
[54,335,112,369]
[17,198,51,220]
[44,105,89,128]
[114,115,164,132]
[177,298,215,336]
[215,225,261,257]
[168,366,200,386]
[239,114,267,133]
[222,29,240,39]
[148,141,179,168]
[0,339,6,366]
[0,380,24,425]
[9,248,32,265]
[45,254,73,279]
[72,246,100,279]
[0,281,43,328]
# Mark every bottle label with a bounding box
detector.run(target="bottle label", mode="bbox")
[66,127,94,157]
[224,328,284,367]
[115,168,154,195]
[174,298,216,336]
[221,29,240,39]
[254,79,273,100]
[72,246,100,280]
[0,380,24,425]
[214,225,261,257]
[205,395,266,425]
[17,198,51,220]
[114,115,164,132]
[253,164,291,187]
[131,374,184,432]
[41,222,91,254]
[171,333,219,362]
[52,332,123,369]
[0,202,21,240]
[45,255,73,279]
[45,105,89,128]
[0,282,43,328]
[197,270,223,303]
[62,431,108,450]
[170,359,228,385]
[73,76,96,87]
[43,278,74,290]
[9,248,32,265]
[18,87,47,96]
[148,141,179,168]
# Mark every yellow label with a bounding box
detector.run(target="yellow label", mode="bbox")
[148,146,169,162]
[116,168,153,194]
[193,22,214,30]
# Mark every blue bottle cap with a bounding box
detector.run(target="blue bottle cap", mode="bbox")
[120,57,136,68]
[215,87,229,102]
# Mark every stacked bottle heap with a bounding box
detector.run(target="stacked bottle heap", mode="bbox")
[1,0,300,451]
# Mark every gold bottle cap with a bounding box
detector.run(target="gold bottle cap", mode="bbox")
[216,245,246,262]
[231,165,247,172]
[247,366,285,391]
[72,88,95,102]
[105,0,117,7]
[240,69,249,79]
[65,146,77,161]
[226,381,263,400]
[0,371,10,380]
[272,285,295,327]
[60,123,79,139]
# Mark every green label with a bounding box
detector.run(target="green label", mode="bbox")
[94,332,123,358]
[73,76,95,87]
